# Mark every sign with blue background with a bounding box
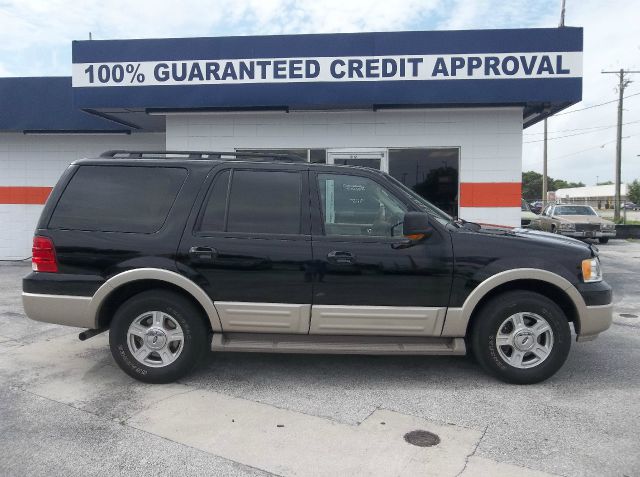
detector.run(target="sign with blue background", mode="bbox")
[72,28,583,110]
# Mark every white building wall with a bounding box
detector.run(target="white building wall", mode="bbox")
[166,107,523,226]
[0,132,165,260]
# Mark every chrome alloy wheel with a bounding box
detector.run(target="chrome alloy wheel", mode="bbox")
[127,311,184,368]
[495,312,554,369]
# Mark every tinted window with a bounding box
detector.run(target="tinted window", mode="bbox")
[318,173,407,237]
[226,170,301,234]
[199,170,230,232]
[388,148,459,217]
[49,166,186,233]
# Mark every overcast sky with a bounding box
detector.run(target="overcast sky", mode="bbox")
[1,0,638,185]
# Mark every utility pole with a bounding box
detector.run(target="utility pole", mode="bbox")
[542,0,566,207]
[601,69,639,221]
[542,119,548,206]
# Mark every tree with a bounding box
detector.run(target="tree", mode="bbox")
[597,181,614,185]
[521,171,585,201]
[553,179,585,190]
[628,179,640,204]
[522,171,544,200]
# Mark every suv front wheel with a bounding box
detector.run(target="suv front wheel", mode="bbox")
[109,290,209,383]
[470,290,571,384]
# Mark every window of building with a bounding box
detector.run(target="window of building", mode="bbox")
[309,149,327,163]
[388,148,459,217]
[236,149,326,163]
[226,170,302,234]
[318,173,407,237]
[49,165,187,233]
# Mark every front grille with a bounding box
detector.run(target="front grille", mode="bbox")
[521,219,531,226]
[575,223,600,232]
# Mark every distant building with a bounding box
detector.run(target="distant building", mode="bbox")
[554,184,629,209]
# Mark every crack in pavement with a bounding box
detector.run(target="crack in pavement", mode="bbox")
[455,424,489,477]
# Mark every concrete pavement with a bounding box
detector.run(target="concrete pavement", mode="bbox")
[1,241,639,476]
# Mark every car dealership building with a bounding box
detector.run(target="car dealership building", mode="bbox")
[0,27,583,260]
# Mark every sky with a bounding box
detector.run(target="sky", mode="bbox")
[0,0,639,185]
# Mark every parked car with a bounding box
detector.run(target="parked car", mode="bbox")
[623,202,639,210]
[521,199,538,228]
[22,150,613,385]
[529,201,544,214]
[531,204,616,244]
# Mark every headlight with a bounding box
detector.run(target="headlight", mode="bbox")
[559,222,575,230]
[602,223,615,230]
[582,258,602,283]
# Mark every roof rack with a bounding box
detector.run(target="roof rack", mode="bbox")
[99,150,306,163]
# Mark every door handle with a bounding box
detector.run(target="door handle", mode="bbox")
[327,250,356,264]
[189,246,217,260]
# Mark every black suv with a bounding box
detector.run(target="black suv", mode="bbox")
[23,151,613,384]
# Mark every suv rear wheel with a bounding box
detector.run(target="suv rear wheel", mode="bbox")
[109,290,209,383]
[470,290,571,384]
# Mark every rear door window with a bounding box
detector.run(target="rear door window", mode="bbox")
[195,169,303,235]
[199,170,230,232]
[49,165,187,233]
[226,170,302,235]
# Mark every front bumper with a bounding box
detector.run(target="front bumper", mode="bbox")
[575,280,613,341]
[577,302,613,342]
[559,230,616,239]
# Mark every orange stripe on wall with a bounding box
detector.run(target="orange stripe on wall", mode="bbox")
[459,182,521,207]
[0,187,53,205]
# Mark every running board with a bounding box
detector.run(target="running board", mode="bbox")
[211,333,466,355]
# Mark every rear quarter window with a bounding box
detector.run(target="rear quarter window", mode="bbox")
[48,165,187,233]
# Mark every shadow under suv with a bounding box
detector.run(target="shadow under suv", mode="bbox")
[22,150,613,384]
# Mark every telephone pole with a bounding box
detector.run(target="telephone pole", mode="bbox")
[542,119,548,206]
[542,0,566,207]
[601,69,639,221]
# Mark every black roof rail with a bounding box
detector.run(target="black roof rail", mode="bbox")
[99,150,306,163]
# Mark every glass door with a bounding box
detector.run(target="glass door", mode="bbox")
[326,148,387,171]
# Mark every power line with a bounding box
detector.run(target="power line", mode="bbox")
[553,91,640,116]
[548,134,637,160]
[523,120,640,143]
[524,119,640,135]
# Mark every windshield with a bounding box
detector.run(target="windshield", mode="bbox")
[383,173,453,225]
[521,200,531,212]
[554,205,597,216]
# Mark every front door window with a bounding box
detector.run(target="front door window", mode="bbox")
[318,173,407,238]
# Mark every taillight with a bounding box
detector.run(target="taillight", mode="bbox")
[32,236,58,273]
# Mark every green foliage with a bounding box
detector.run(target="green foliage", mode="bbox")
[628,179,640,204]
[521,171,585,200]
[553,179,585,190]
[522,171,543,200]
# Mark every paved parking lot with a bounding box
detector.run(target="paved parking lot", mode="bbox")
[1,241,639,477]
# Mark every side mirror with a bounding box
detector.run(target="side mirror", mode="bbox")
[402,212,434,241]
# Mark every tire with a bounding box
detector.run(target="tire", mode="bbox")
[109,290,209,384]
[598,237,609,244]
[470,290,571,384]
